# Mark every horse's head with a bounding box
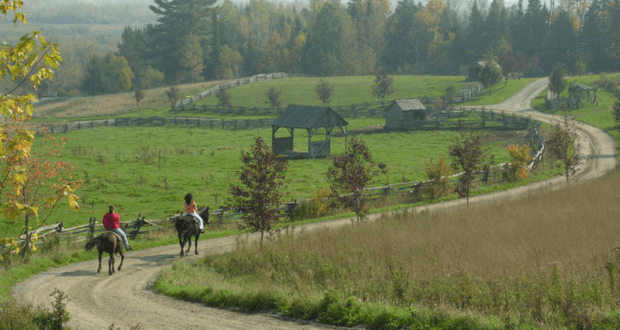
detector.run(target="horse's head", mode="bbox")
[198,206,210,225]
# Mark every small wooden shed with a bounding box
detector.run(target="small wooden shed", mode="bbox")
[272,105,348,159]
[385,99,426,130]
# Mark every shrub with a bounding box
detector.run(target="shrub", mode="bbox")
[505,144,532,181]
[423,158,452,200]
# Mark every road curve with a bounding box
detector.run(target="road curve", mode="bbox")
[12,78,617,330]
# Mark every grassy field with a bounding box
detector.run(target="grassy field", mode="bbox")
[4,73,611,329]
[14,115,534,239]
[156,170,620,329]
[531,73,620,142]
[461,77,540,106]
[33,74,518,123]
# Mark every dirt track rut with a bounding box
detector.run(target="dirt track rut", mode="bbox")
[12,78,617,330]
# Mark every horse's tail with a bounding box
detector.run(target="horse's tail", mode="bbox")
[85,237,97,252]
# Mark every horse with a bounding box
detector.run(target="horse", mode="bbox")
[85,231,125,275]
[174,206,210,257]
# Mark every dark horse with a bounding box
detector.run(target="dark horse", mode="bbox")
[85,231,125,275]
[174,206,210,257]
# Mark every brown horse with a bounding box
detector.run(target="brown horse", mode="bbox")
[85,231,125,275]
[174,206,210,257]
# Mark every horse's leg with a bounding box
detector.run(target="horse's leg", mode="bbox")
[118,246,124,272]
[194,234,200,255]
[97,249,102,274]
[178,230,185,257]
[185,234,192,254]
[109,252,115,275]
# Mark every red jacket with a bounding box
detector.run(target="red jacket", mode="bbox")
[102,212,120,230]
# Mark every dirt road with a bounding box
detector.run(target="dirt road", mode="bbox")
[12,78,617,330]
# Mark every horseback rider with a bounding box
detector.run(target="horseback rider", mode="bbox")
[184,193,205,233]
[102,205,133,251]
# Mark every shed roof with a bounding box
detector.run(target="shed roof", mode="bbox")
[391,99,426,111]
[272,105,348,129]
[571,82,591,91]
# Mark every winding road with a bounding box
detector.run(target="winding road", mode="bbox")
[12,78,617,330]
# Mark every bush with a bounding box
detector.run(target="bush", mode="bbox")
[0,288,69,330]
[423,158,452,200]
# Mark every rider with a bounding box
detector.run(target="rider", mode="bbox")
[102,205,133,251]
[184,193,205,233]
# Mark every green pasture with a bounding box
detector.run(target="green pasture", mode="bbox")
[194,75,468,108]
[460,77,539,106]
[17,115,523,238]
[531,74,620,141]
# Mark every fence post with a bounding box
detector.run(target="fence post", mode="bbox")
[88,217,97,239]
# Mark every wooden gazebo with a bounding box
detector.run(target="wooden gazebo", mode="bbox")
[272,105,348,159]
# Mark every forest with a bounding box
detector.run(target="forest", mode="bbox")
[10,0,620,97]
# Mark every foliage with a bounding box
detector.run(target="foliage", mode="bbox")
[228,137,288,241]
[443,84,456,104]
[371,70,395,100]
[216,89,232,108]
[449,131,489,206]
[549,62,568,98]
[315,79,334,105]
[134,89,145,104]
[265,86,282,108]
[476,60,503,89]
[0,288,69,330]
[165,86,180,106]
[505,144,532,181]
[423,158,452,200]
[0,0,80,259]
[614,97,620,134]
[546,116,581,183]
[81,53,134,95]
[327,137,387,221]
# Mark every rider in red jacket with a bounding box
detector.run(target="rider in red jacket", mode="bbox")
[103,205,132,251]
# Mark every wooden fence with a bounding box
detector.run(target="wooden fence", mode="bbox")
[36,106,531,135]
[1,214,164,253]
[173,72,304,110]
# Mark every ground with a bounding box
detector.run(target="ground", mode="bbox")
[11,78,617,330]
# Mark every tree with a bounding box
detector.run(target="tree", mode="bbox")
[547,116,581,183]
[149,0,217,82]
[371,69,395,100]
[266,87,282,108]
[166,86,180,106]
[216,89,232,108]
[228,137,288,241]
[0,0,80,259]
[449,131,488,206]
[423,158,451,200]
[315,79,334,104]
[614,97,620,134]
[82,53,134,95]
[548,62,567,98]
[327,137,387,221]
[477,59,503,90]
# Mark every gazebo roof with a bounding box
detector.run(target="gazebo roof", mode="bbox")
[272,105,348,129]
[391,99,426,111]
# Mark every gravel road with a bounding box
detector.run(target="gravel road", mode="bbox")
[11,78,617,330]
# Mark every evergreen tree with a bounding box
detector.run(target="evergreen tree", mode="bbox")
[581,0,606,72]
[466,0,487,59]
[382,0,420,72]
[149,0,216,82]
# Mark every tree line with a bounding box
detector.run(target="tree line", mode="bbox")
[57,0,620,96]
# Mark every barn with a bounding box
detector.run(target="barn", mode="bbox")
[272,105,348,159]
[385,99,426,130]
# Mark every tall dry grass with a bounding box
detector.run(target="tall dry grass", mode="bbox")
[166,171,620,328]
[33,81,225,119]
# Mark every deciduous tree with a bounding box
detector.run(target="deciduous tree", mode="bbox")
[315,79,334,104]
[327,137,387,221]
[371,69,395,100]
[228,137,288,241]
[449,131,488,206]
[547,116,580,183]
[0,0,80,259]
[266,86,282,108]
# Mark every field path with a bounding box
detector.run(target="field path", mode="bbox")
[12,78,617,330]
